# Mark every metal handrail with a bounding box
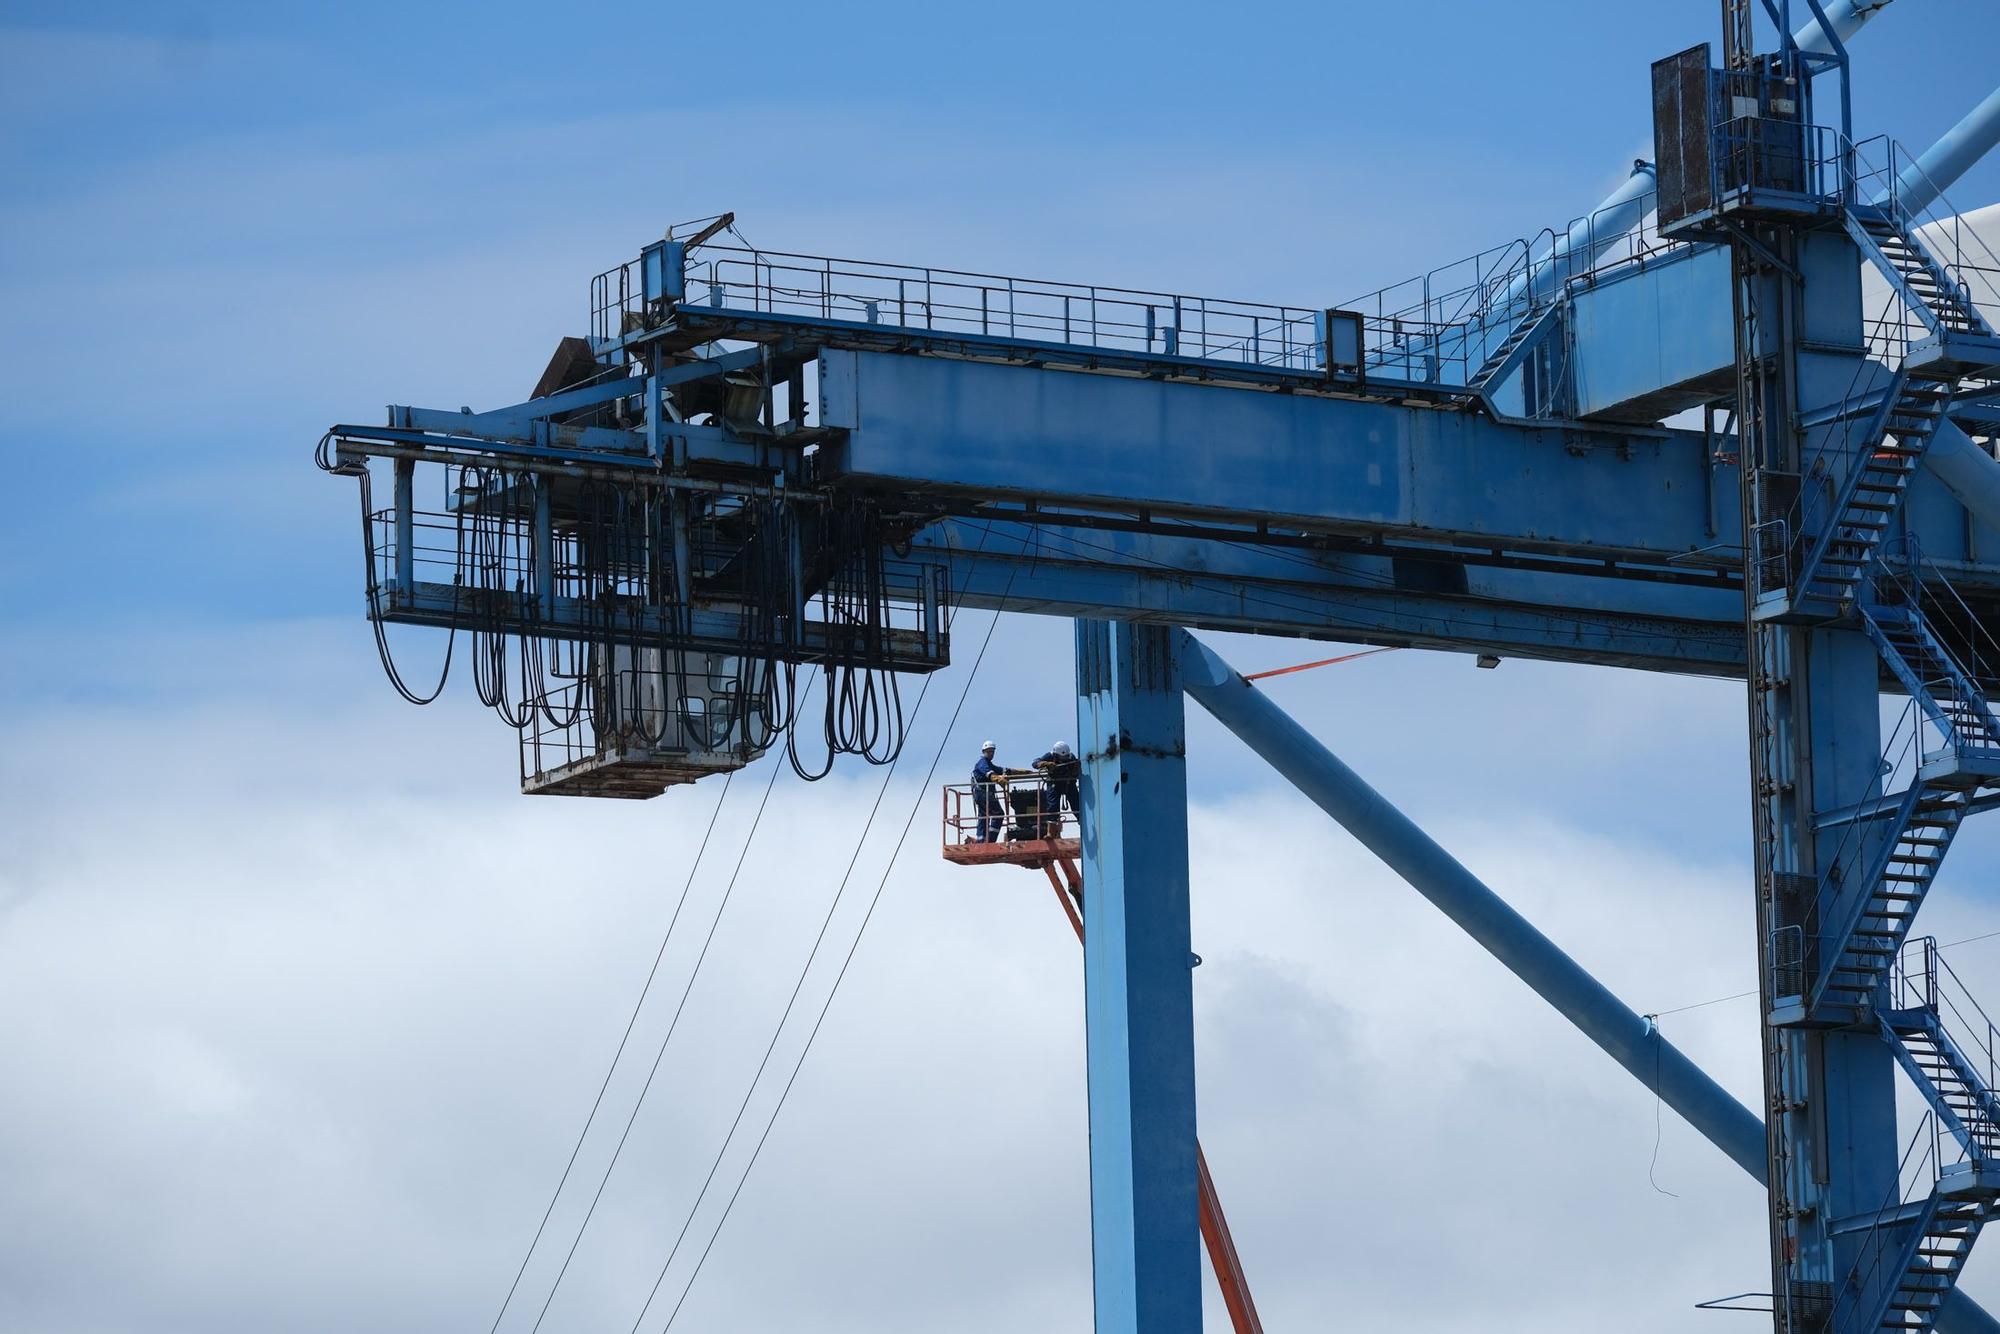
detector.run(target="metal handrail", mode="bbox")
[1831,1110,1945,1332]
[943,776,1078,846]
[1897,936,2000,1118]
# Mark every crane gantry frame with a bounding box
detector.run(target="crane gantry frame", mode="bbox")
[320,1,2000,1327]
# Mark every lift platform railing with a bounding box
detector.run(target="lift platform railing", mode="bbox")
[943,776,1077,848]
[519,659,762,794]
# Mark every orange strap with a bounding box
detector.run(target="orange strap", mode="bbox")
[1242,646,1399,682]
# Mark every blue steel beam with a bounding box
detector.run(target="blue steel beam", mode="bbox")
[921,521,1748,675]
[826,349,2000,586]
[1177,631,1765,1176]
[822,347,1727,566]
[1175,630,2000,1334]
[1076,619,1201,1334]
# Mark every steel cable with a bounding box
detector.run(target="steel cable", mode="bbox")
[629,588,1013,1334]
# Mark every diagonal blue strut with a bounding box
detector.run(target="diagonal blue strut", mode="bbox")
[1175,630,2000,1334]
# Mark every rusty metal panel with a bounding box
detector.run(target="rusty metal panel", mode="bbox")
[1652,44,1713,227]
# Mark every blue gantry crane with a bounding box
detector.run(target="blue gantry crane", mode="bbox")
[320,1,2000,1328]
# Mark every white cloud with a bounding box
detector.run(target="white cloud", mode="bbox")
[12,637,1996,1333]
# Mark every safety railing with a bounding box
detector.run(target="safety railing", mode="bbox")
[943,775,1078,848]
[357,458,951,672]
[1708,123,2000,335]
[1895,937,2000,1119]
[1750,515,1791,604]
[1346,184,1690,391]
[640,242,1335,377]
[1765,688,1927,1009]
[1883,535,2000,693]
[593,185,1697,395]
[1851,134,2000,334]
[1831,1109,1950,1332]
[519,659,762,786]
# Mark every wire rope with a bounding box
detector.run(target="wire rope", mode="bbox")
[630,590,1014,1334]
[521,672,819,1334]
[486,769,736,1334]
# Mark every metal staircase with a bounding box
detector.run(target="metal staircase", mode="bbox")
[1861,1188,1998,1331]
[1885,1008,2000,1161]
[1811,783,1968,1018]
[1862,605,2000,757]
[1464,302,1558,395]
[1844,206,1996,342]
[1789,602,1999,1027]
[1787,374,1954,609]
[1761,194,1990,620]
[1844,943,2000,1331]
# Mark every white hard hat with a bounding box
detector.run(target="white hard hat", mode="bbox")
[981,740,996,752]
[1053,741,1073,758]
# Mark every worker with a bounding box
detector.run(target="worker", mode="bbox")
[1033,740,1082,833]
[971,740,1025,843]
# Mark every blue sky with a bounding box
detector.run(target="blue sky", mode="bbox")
[5,0,1999,648]
[7,4,2000,1332]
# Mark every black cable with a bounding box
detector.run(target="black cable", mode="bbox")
[317,435,459,706]
[487,769,736,1334]
[1643,1015,1679,1199]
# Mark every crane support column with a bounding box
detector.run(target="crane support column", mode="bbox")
[1075,618,1201,1334]
[1177,630,2000,1334]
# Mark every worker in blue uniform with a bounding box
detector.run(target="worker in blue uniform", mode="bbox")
[971,740,1023,843]
[1033,740,1082,834]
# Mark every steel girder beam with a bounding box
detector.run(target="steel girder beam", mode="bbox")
[821,347,1730,568]
[822,348,2000,585]
[922,520,1747,675]
[1174,630,2000,1334]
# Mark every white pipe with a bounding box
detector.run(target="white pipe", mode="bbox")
[1796,0,1893,56]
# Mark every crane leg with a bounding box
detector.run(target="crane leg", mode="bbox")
[1043,856,1266,1334]
[1075,618,1202,1334]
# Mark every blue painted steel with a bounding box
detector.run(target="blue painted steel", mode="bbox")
[1568,244,1735,420]
[1076,620,1201,1334]
[921,521,1749,674]
[822,347,2000,592]
[819,348,1726,567]
[1177,631,1766,1175]
[1927,418,2000,536]
[1178,629,2000,1334]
